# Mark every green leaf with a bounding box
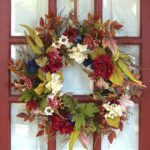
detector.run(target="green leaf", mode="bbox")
[61,95,78,111]
[25,32,42,55]
[69,130,80,150]
[84,103,99,117]
[118,59,141,84]
[21,24,44,48]
[18,90,34,102]
[106,116,120,128]
[72,113,86,130]
[91,47,106,59]
[39,98,48,111]
[110,65,124,86]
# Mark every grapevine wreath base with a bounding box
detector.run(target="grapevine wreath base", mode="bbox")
[8,12,145,149]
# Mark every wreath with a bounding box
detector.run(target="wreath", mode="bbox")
[8,12,145,149]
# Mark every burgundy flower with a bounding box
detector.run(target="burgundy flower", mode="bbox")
[26,99,38,111]
[43,50,63,73]
[83,35,94,49]
[51,114,74,134]
[63,28,78,42]
[92,55,114,80]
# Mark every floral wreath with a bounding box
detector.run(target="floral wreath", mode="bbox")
[8,12,145,149]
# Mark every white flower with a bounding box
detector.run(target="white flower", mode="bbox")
[58,35,69,46]
[44,106,54,115]
[77,44,88,52]
[52,41,61,49]
[45,73,63,95]
[103,102,123,119]
[68,46,88,64]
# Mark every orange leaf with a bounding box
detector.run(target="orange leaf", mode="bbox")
[36,130,44,137]
[38,124,45,129]
[108,131,117,144]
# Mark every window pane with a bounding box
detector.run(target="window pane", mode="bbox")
[103,0,140,37]
[62,63,93,95]
[11,0,48,36]
[56,133,93,150]
[11,103,47,150]
[78,0,94,21]
[101,45,140,150]
[57,0,74,16]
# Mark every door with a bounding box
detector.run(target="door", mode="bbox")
[0,0,150,150]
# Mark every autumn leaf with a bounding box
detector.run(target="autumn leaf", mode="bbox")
[36,130,44,137]
[17,112,27,118]
[106,116,120,128]
[108,131,117,144]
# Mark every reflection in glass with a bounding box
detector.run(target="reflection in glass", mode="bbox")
[11,103,47,150]
[56,132,93,150]
[57,0,74,16]
[101,45,140,150]
[78,0,94,21]
[103,0,140,37]
[11,0,48,36]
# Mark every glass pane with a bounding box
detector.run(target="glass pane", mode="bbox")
[10,45,29,95]
[56,133,93,150]
[62,63,93,95]
[11,103,47,150]
[11,0,48,36]
[101,45,140,150]
[103,0,140,37]
[57,0,74,16]
[78,0,94,21]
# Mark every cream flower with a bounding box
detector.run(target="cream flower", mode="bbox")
[77,44,88,52]
[45,73,63,95]
[44,106,54,115]
[68,46,88,64]
[58,35,69,46]
[103,102,123,119]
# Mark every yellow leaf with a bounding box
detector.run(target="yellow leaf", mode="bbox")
[34,83,45,95]
[22,24,44,48]
[113,49,120,61]
[118,59,142,84]
[106,116,120,128]
[91,47,106,59]
[46,72,52,81]
[35,57,48,67]
[110,65,123,86]
[25,32,42,55]
[69,130,80,150]
[38,68,44,81]
[46,46,53,54]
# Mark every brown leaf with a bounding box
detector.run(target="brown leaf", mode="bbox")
[110,21,123,30]
[103,19,111,28]
[38,124,45,129]
[119,122,123,131]
[36,130,44,137]
[29,115,35,122]
[17,113,27,118]
[24,115,29,121]
[108,131,117,144]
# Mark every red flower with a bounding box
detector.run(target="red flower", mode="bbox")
[51,114,74,134]
[64,28,78,42]
[43,50,63,73]
[92,55,114,79]
[83,35,94,49]
[26,99,38,111]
